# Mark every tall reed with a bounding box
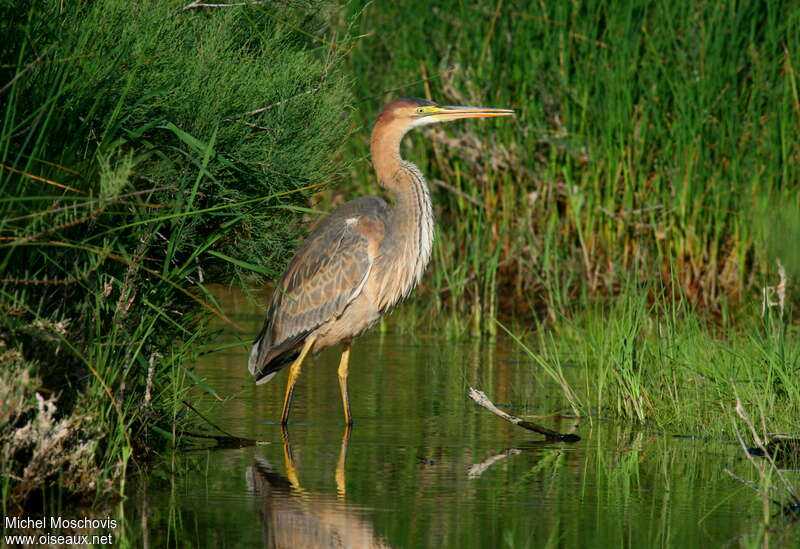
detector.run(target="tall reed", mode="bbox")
[341,0,800,327]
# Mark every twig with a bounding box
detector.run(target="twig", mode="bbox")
[172,1,269,16]
[223,86,321,121]
[439,257,514,294]
[0,46,54,96]
[180,431,266,448]
[733,389,800,503]
[8,209,107,246]
[598,204,663,218]
[180,400,265,447]
[723,468,782,502]
[235,120,271,131]
[431,178,484,208]
[468,387,580,442]
[3,186,176,224]
[0,162,85,194]
[1,257,104,286]
[180,398,233,437]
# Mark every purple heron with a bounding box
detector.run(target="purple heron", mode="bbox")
[249,97,514,425]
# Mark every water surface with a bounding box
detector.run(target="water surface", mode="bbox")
[122,287,798,548]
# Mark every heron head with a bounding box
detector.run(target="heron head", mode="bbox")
[376,97,514,133]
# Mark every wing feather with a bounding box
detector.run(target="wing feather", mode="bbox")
[249,196,388,380]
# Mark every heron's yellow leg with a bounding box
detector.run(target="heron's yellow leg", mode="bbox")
[335,424,352,500]
[337,344,352,426]
[280,335,316,425]
[280,425,305,494]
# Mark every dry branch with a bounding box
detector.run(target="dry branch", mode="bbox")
[0,46,54,96]
[223,86,322,121]
[173,1,268,16]
[468,387,580,442]
[431,178,484,208]
[181,400,266,447]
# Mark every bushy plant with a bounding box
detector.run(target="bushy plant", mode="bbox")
[0,0,351,507]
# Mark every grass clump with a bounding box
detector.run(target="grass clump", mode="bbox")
[1,0,351,510]
[507,280,799,435]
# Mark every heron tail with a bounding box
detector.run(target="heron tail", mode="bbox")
[249,333,304,385]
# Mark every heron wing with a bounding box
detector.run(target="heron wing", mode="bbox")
[249,196,388,377]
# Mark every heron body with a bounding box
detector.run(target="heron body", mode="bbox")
[249,98,513,424]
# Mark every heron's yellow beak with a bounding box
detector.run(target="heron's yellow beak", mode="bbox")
[427,105,515,121]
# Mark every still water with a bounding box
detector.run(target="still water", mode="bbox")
[122,288,797,548]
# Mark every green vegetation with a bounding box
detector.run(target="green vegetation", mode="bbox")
[342,0,800,330]
[1,0,350,509]
[339,0,800,524]
[502,283,798,433]
[3,0,800,527]
[343,0,799,475]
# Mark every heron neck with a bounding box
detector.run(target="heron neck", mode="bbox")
[370,132,434,309]
[370,130,432,229]
[371,130,426,206]
[370,130,404,191]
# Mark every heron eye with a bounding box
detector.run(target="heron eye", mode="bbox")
[416,107,425,114]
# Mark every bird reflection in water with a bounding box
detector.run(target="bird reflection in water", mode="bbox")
[246,426,393,549]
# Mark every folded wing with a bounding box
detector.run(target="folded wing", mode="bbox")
[249,196,388,383]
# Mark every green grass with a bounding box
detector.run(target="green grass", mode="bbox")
[0,0,351,510]
[340,0,800,328]
[501,281,799,436]
[336,0,800,446]
[5,0,800,519]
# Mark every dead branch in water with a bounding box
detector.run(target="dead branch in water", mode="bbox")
[181,400,267,448]
[468,387,580,442]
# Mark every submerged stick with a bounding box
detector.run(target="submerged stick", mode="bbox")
[181,400,267,447]
[181,431,267,448]
[468,387,580,442]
